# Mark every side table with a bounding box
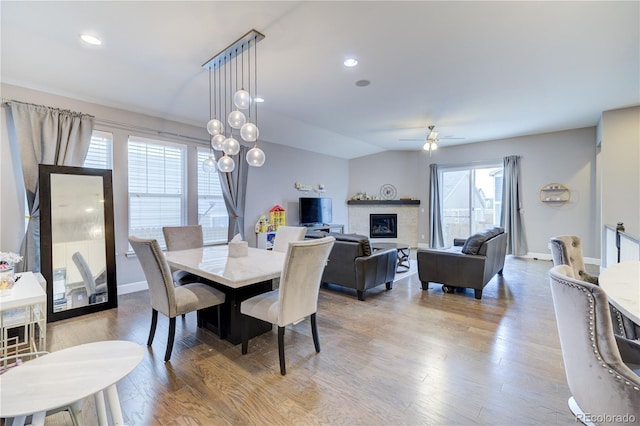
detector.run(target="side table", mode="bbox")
[0,272,46,363]
[371,242,411,273]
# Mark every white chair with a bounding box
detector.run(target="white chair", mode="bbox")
[162,225,204,286]
[128,236,226,362]
[272,226,307,253]
[240,236,335,375]
[549,265,640,423]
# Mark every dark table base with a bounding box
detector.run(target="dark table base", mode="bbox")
[201,279,273,345]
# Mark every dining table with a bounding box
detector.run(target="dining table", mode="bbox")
[164,245,286,344]
[599,260,640,325]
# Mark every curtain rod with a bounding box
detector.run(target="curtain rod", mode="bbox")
[2,98,94,118]
[2,97,208,145]
[94,118,209,145]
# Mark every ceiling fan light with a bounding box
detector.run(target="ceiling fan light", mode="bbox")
[431,141,438,150]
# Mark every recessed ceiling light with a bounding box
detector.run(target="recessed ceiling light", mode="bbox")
[343,58,358,67]
[80,33,102,46]
[254,97,265,103]
[355,79,370,87]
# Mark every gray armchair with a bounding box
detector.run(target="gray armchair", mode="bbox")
[549,265,640,422]
[550,235,638,340]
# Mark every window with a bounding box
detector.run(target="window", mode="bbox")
[197,148,228,244]
[441,164,503,246]
[84,130,113,169]
[128,136,185,248]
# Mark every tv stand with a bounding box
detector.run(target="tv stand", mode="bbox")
[303,224,344,234]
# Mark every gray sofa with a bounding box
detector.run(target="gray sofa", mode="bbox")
[306,231,397,301]
[417,227,507,299]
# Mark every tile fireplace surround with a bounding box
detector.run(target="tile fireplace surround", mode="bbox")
[347,200,420,248]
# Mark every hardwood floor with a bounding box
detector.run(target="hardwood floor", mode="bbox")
[43,257,577,425]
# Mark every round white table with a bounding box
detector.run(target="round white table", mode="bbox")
[0,340,144,426]
[599,260,640,325]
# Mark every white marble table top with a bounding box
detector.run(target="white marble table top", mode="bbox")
[0,272,46,310]
[0,340,144,418]
[164,245,286,289]
[600,260,640,325]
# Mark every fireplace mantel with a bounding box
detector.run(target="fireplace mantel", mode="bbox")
[347,200,420,205]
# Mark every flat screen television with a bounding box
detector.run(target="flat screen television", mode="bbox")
[299,197,332,225]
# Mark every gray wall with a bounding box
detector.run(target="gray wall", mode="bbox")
[349,127,599,257]
[600,106,640,240]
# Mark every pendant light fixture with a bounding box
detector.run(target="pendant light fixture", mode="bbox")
[202,29,265,172]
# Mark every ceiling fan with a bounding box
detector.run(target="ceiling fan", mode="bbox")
[399,125,464,154]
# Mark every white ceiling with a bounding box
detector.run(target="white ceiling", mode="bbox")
[2,1,638,159]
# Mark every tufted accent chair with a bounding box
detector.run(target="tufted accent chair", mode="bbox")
[549,235,598,284]
[550,235,638,340]
[549,265,640,422]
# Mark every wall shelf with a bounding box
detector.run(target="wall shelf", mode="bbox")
[539,183,570,206]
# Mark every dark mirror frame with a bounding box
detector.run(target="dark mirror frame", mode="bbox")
[39,164,118,322]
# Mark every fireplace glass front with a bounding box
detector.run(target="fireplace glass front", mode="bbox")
[370,214,397,238]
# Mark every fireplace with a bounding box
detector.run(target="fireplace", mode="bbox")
[370,214,397,238]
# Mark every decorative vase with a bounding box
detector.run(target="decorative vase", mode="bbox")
[0,265,15,296]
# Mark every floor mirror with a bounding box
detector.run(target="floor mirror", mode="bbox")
[39,164,117,322]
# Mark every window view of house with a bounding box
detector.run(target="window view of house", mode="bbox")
[127,136,185,248]
[441,165,503,246]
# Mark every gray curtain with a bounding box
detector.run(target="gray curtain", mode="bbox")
[8,101,94,272]
[215,145,249,241]
[501,155,528,256]
[429,163,445,248]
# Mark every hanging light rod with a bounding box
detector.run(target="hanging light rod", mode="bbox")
[202,29,265,70]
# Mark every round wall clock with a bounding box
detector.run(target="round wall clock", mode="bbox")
[380,184,397,200]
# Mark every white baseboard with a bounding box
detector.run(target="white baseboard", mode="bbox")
[117,280,148,295]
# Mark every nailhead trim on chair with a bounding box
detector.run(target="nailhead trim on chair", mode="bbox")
[559,277,640,392]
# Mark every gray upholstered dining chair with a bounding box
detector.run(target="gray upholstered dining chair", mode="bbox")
[272,226,307,253]
[550,235,638,340]
[549,265,640,422]
[162,225,204,286]
[72,251,107,304]
[240,236,335,375]
[128,236,226,362]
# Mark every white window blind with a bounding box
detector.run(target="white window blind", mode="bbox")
[197,148,229,244]
[84,130,113,169]
[128,136,185,248]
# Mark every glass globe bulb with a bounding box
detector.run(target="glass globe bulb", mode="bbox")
[246,146,265,167]
[206,118,224,136]
[202,155,217,173]
[431,141,438,150]
[228,110,246,129]
[233,89,251,110]
[222,137,240,156]
[240,122,259,142]
[211,134,226,151]
[218,155,235,173]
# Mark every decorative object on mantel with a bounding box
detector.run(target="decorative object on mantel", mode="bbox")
[202,29,266,173]
[350,192,378,201]
[539,183,570,206]
[379,184,397,200]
